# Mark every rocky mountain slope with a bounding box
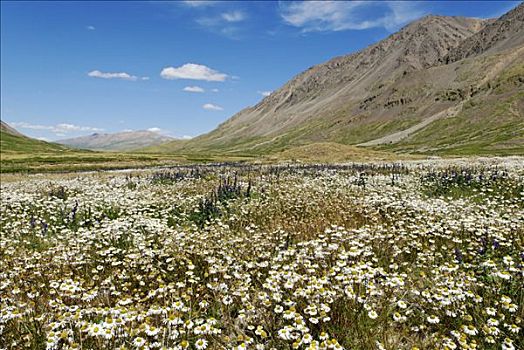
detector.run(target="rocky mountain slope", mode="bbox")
[158,3,523,156]
[57,130,173,151]
[444,3,524,63]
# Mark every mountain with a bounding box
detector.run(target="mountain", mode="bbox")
[57,130,174,151]
[157,3,523,156]
[1,120,24,137]
[0,121,71,154]
[444,3,524,63]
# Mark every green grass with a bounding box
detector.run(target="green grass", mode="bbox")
[268,142,404,163]
[0,130,73,154]
[147,114,422,158]
[421,170,524,204]
[1,129,258,173]
[382,61,524,156]
[0,152,254,174]
[0,130,168,173]
[380,90,524,156]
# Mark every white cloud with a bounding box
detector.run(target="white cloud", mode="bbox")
[10,122,103,135]
[183,86,205,93]
[211,88,219,92]
[202,103,223,111]
[36,137,50,141]
[259,90,272,97]
[160,63,228,82]
[147,127,163,133]
[280,1,424,32]
[221,10,246,23]
[180,135,193,140]
[86,25,96,30]
[88,70,138,81]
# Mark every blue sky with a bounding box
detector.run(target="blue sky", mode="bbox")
[1,0,521,141]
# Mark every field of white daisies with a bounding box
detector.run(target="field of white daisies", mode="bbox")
[1,159,523,350]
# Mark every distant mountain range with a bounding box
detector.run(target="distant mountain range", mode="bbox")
[154,2,523,156]
[1,121,173,153]
[56,130,173,151]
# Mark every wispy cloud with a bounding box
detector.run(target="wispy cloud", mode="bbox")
[195,16,243,39]
[202,103,223,111]
[86,25,96,31]
[161,63,228,82]
[10,122,103,135]
[383,2,428,31]
[258,90,272,97]
[183,86,205,93]
[192,8,247,39]
[280,1,425,32]
[182,0,218,8]
[221,10,247,23]
[88,70,146,81]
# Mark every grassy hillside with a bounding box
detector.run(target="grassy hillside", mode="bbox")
[382,62,524,155]
[0,128,75,155]
[384,92,524,156]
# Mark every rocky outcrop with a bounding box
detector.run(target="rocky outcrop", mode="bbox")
[444,3,524,63]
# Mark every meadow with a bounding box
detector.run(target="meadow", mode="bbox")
[0,158,522,350]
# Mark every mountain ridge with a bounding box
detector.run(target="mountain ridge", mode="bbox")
[444,3,524,63]
[217,15,487,137]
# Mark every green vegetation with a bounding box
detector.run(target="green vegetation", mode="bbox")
[268,142,404,163]
[0,129,72,154]
[383,91,524,156]
[1,153,173,173]
[144,114,422,158]
[421,166,524,203]
[0,127,253,173]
